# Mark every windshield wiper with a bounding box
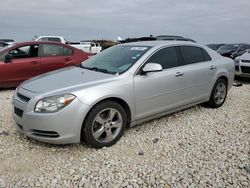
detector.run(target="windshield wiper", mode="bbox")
[81,65,114,74]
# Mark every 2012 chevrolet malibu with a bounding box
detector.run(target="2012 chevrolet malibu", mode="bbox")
[12,41,235,148]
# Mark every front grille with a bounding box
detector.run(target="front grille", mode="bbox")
[242,60,250,63]
[14,107,23,117]
[241,66,250,74]
[17,93,30,102]
[31,130,60,138]
[235,65,239,71]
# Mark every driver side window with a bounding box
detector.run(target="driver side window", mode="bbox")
[8,45,39,59]
[145,47,180,69]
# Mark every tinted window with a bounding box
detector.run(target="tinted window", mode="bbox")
[179,46,205,64]
[201,49,211,61]
[64,47,73,56]
[41,44,63,57]
[146,47,179,69]
[8,45,39,59]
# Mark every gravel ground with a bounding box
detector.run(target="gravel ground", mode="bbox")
[0,81,250,188]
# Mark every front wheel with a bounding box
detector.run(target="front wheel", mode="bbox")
[82,101,127,148]
[206,78,228,108]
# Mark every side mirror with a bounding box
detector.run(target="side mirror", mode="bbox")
[4,54,13,63]
[142,63,163,74]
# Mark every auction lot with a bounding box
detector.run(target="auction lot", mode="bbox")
[0,80,249,187]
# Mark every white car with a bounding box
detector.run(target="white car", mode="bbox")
[234,50,250,77]
[32,36,102,54]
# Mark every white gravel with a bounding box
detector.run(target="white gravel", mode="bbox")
[0,82,250,187]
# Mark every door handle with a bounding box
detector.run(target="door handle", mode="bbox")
[31,61,39,64]
[210,65,216,70]
[175,72,184,77]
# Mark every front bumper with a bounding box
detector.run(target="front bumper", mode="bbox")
[12,87,90,144]
[235,60,250,78]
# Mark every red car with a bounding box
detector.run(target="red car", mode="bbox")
[0,41,91,88]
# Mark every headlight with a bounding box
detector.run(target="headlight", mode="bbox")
[34,94,76,113]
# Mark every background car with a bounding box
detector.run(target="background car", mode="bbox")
[0,42,8,49]
[33,36,102,54]
[0,41,91,88]
[217,43,250,59]
[12,41,234,148]
[234,49,250,77]
[0,39,15,45]
[120,35,196,43]
[206,43,225,50]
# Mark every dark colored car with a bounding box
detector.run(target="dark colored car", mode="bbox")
[0,39,14,44]
[0,41,91,88]
[206,44,225,50]
[121,35,196,43]
[156,35,196,43]
[0,42,8,49]
[217,43,250,59]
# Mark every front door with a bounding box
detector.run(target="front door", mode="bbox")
[134,46,185,120]
[0,44,40,87]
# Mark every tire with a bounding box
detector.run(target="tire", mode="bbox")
[206,78,228,108]
[82,101,127,148]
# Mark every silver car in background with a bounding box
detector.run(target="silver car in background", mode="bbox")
[12,41,235,148]
[234,49,250,77]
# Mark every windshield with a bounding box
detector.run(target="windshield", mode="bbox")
[218,44,239,51]
[80,45,151,74]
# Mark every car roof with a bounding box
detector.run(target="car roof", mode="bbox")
[13,41,68,46]
[0,41,80,52]
[36,36,62,38]
[120,40,199,48]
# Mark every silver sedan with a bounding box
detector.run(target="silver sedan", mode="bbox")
[12,41,235,148]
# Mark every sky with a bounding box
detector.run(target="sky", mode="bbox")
[1,0,250,44]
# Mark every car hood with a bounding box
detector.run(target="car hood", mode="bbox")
[21,66,115,93]
[238,52,250,60]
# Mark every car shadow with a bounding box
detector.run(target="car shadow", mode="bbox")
[235,77,250,85]
[0,87,16,91]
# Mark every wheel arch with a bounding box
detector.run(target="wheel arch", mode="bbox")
[217,75,228,85]
[80,96,132,142]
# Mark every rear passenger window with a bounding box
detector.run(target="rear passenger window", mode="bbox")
[41,44,64,57]
[146,47,180,69]
[179,46,205,64]
[64,47,73,56]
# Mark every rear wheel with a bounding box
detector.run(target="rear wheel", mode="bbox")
[82,101,127,148]
[206,78,228,108]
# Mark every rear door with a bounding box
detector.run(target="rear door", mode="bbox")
[177,46,213,104]
[0,44,40,87]
[40,44,74,74]
[134,46,185,120]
